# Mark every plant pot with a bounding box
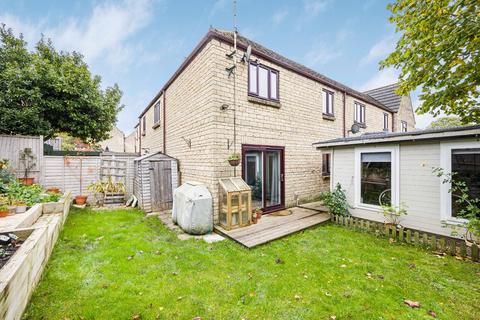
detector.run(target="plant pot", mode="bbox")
[0,210,9,218]
[228,159,240,167]
[75,195,88,205]
[19,177,34,186]
[252,216,257,224]
[47,187,60,193]
[15,205,27,214]
[7,205,16,215]
[256,211,262,220]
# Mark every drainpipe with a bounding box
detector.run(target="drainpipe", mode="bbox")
[163,89,166,154]
[138,120,142,155]
[342,91,347,138]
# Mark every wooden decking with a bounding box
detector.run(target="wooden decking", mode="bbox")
[214,203,330,248]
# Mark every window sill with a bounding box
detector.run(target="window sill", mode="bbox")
[322,173,331,178]
[355,203,382,212]
[152,122,161,130]
[442,218,468,226]
[322,114,335,121]
[248,96,281,108]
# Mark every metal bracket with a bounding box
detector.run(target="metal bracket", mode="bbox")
[181,137,191,148]
[227,139,234,150]
[225,65,236,78]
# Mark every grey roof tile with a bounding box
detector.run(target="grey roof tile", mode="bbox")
[364,83,402,112]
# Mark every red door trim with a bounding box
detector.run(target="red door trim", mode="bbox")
[241,144,285,214]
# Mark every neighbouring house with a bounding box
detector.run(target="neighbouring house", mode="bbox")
[136,28,415,219]
[99,126,136,153]
[313,125,480,238]
[124,130,137,153]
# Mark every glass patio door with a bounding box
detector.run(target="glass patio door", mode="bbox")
[243,145,284,213]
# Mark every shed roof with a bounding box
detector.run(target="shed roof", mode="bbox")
[219,177,251,192]
[363,83,403,112]
[313,125,480,148]
[134,151,177,162]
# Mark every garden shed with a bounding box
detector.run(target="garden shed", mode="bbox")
[134,152,179,212]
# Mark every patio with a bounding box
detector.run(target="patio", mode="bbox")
[214,202,330,248]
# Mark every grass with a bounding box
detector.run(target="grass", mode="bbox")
[24,208,480,320]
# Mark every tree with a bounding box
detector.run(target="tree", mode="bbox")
[380,0,480,124]
[427,116,467,129]
[0,25,123,143]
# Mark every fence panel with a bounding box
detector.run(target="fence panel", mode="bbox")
[0,135,44,184]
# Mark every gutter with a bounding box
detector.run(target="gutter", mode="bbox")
[163,90,166,153]
[343,91,346,138]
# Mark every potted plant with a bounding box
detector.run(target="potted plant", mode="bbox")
[228,153,241,167]
[19,148,36,185]
[75,194,88,205]
[14,200,27,214]
[381,203,408,229]
[255,208,263,220]
[0,205,9,218]
[47,187,60,193]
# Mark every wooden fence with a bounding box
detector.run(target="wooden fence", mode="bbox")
[330,214,479,262]
[0,135,44,184]
[44,153,137,200]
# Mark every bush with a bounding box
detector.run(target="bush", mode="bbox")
[319,183,351,216]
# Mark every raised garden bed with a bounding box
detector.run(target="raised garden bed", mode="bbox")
[0,231,25,269]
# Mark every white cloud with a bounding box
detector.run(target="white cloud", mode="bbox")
[0,13,45,49]
[360,34,396,66]
[272,9,288,25]
[359,67,399,91]
[304,30,349,67]
[304,0,330,17]
[209,0,228,19]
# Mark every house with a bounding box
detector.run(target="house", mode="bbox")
[136,28,415,219]
[99,126,136,153]
[313,125,480,238]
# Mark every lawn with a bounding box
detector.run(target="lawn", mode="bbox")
[24,208,480,320]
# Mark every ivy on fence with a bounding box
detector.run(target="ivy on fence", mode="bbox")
[330,214,479,262]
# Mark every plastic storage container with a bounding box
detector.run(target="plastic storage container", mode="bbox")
[172,182,213,235]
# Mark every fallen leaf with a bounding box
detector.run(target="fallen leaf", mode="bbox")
[404,300,420,308]
[193,317,202,320]
[325,292,332,297]
[408,263,416,269]
[127,255,134,260]
[131,315,141,320]
[294,294,302,301]
[340,264,347,268]
[427,310,437,318]
[330,316,337,320]
[96,236,104,241]
[275,258,284,264]
[154,250,161,255]
[177,296,183,301]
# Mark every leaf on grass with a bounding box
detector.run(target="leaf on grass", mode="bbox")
[131,315,141,320]
[330,316,337,320]
[404,300,420,308]
[294,294,302,301]
[408,263,416,269]
[193,317,202,320]
[127,255,134,260]
[95,236,104,241]
[427,310,437,318]
[275,258,284,264]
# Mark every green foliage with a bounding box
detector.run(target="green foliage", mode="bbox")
[381,203,408,227]
[380,0,480,124]
[19,147,36,179]
[0,25,123,143]
[319,183,350,216]
[0,159,15,189]
[228,153,240,161]
[87,176,126,194]
[433,167,480,244]
[24,207,480,319]
[0,180,60,206]
[427,116,468,129]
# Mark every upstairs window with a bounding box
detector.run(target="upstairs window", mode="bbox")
[401,121,408,132]
[322,153,331,177]
[383,113,389,131]
[142,116,146,136]
[154,102,161,125]
[354,102,366,124]
[248,62,279,101]
[322,89,334,116]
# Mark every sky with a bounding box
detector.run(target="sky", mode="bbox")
[0,0,434,134]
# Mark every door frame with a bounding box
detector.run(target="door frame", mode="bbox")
[241,144,285,214]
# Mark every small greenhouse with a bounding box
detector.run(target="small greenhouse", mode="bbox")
[218,177,252,230]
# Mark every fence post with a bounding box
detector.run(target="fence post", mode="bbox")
[471,244,479,262]
[422,234,429,247]
[414,232,420,245]
[398,227,404,242]
[439,238,446,252]
[460,242,467,258]
[449,240,456,256]
[406,230,411,244]
[431,235,437,251]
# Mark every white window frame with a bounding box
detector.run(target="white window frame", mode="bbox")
[439,141,480,224]
[322,89,334,115]
[401,121,407,132]
[383,113,389,131]
[354,102,366,124]
[153,101,161,125]
[354,145,400,211]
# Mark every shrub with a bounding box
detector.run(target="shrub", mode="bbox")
[319,183,351,216]
[381,203,408,227]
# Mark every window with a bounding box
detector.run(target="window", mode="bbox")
[322,153,331,177]
[153,102,161,125]
[142,116,146,136]
[401,121,408,132]
[355,146,399,209]
[248,62,279,101]
[354,102,366,124]
[322,90,334,116]
[383,113,389,131]
[440,142,480,222]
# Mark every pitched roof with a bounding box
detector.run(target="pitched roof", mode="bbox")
[210,29,392,112]
[139,28,396,118]
[313,125,480,148]
[363,83,402,112]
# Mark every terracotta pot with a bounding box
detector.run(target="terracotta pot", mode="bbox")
[75,195,88,205]
[0,210,9,218]
[228,159,240,167]
[252,216,257,224]
[256,211,262,220]
[19,177,34,185]
[47,187,60,194]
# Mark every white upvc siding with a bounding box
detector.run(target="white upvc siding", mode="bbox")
[330,138,479,238]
